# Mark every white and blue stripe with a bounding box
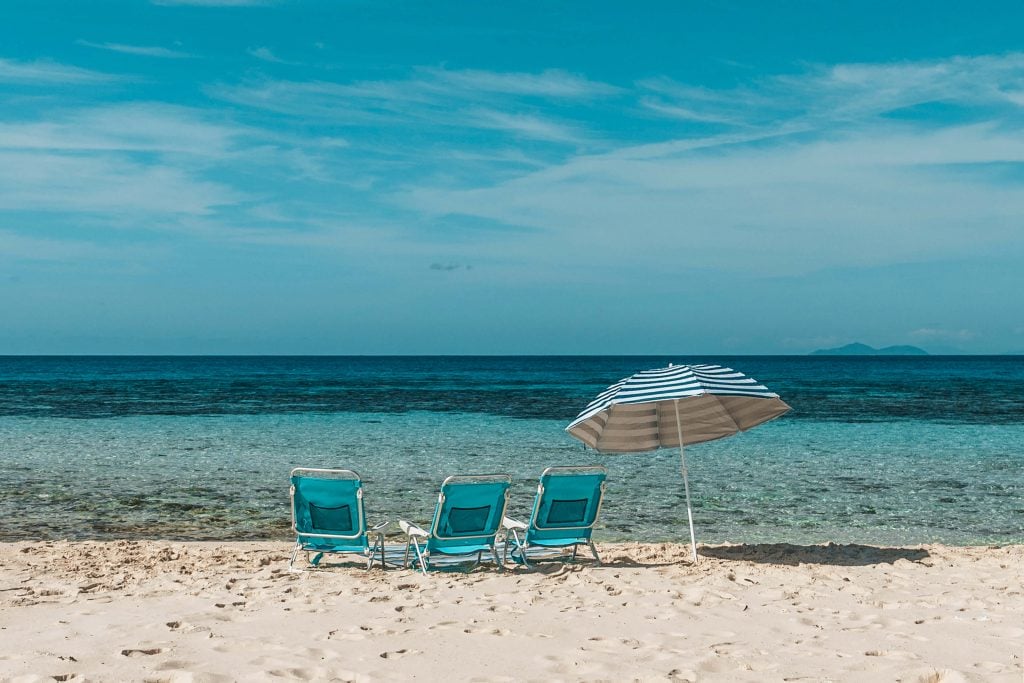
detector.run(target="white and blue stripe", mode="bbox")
[566,364,790,453]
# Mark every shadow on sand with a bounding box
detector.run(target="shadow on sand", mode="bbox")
[700,543,930,567]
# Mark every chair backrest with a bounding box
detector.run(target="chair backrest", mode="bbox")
[427,474,512,552]
[527,466,607,543]
[290,468,367,545]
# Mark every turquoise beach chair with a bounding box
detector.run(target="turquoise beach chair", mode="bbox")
[399,474,512,574]
[503,466,607,567]
[289,468,389,571]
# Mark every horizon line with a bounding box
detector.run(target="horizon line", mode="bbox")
[0,353,1020,358]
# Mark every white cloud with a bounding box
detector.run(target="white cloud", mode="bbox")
[383,52,1024,278]
[208,67,619,143]
[420,68,621,98]
[0,57,117,84]
[0,103,242,156]
[0,103,255,221]
[466,109,585,143]
[0,151,242,215]
[639,96,748,126]
[398,123,1024,275]
[639,52,1024,128]
[76,40,192,59]
[0,101,355,236]
[246,47,293,64]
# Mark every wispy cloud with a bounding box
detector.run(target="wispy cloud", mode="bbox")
[382,52,1024,277]
[246,47,294,64]
[0,103,255,222]
[0,100,363,241]
[0,57,118,84]
[76,40,192,59]
[466,109,585,143]
[639,52,1024,128]
[420,68,621,98]
[0,103,243,156]
[209,67,619,144]
[399,124,1024,275]
[0,150,242,215]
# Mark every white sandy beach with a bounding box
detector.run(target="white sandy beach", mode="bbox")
[0,540,1021,682]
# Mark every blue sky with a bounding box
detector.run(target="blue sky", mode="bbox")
[2,1,1023,354]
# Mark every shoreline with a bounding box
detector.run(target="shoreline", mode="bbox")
[2,541,1022,681]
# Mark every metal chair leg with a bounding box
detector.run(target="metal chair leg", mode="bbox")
[520,541,531,568]
[368,533,384,569]
[492,544,502,570]
[588,540,601,565]
[410,539,428,574]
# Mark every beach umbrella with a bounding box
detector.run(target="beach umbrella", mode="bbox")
[565,363,790,563]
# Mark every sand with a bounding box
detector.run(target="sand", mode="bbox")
[0,540,1021,682]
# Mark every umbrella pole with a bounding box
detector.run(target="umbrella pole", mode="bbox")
[673,399,698,564]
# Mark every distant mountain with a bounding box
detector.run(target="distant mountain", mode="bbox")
[810,342,929,356]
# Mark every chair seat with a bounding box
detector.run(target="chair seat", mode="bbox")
[429,542,495,557]
[526,535,590,548]
[300,538,369,554]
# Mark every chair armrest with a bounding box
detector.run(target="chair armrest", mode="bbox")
[370,520,392,532]
[502,516,528,531]
[399,520,429,538]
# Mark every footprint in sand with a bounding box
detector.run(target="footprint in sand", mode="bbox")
[154,659,196,671]
[266,667,324,678]
[326,627,366,641]
[121,647,163,657]
[426,620,458,631]
[864,649,919,660]
[379,648,421,659]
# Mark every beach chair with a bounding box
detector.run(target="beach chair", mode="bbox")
[289,467,389,571]
[399,474,512,574]
[503,466,607,567]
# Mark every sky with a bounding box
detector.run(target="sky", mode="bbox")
[1,1,1023,355]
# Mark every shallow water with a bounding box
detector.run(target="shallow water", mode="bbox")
[0,356,1022,545]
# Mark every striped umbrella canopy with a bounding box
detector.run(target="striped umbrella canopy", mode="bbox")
[566,363,790,563]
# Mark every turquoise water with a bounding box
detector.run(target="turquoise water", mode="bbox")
[0,356,1022,545]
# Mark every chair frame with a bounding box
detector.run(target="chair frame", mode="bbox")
[504,465,607,568]
[402,474,512,574]
[289,467,387,571]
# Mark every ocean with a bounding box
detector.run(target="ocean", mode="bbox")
[0,356,1021,546]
